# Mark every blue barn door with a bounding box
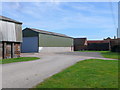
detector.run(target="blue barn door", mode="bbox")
[21,37,38,53]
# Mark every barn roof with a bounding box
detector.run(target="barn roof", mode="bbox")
[74,38,87,45]
[87,40,109,43]
[24,28,73,38]
[0,15,22,24]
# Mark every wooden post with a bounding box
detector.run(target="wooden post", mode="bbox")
[11,43,14,58]
[71,46,72,51]
[109,40,111,51]
[2,42,6,59]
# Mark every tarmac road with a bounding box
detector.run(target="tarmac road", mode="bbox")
[2,51,115,88]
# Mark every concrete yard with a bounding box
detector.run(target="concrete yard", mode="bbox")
[1,49,116,88]
[56,52,104,58]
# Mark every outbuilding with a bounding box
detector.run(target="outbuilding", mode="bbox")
[73,38,87,51]
[87,40,110,51]
[0,16,22,59]
[73,38,110,51]
[21,28,73,53]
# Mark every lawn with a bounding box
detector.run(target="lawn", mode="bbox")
[100,51,119,59]
[79,51,119,59]
[35,59,118,88]
[0,57,40,64]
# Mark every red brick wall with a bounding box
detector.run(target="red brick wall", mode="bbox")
[6,43,12,58]
[14,43,21,58]
[2,42,21,59]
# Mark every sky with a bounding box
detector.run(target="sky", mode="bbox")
[0,2,118,40]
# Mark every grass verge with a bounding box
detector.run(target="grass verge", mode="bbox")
[79,51,119,59]
[35,59,118,88]
[0,57,40,64]
[100,51,119,59]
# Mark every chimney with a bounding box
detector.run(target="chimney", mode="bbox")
[114,36,116,39]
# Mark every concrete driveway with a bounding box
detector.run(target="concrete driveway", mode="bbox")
[2,51,114,88]
[56,52,104,58]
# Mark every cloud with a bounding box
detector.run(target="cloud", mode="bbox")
[2,2,21,10]
[1,2,118,39]
[0,2,2,14]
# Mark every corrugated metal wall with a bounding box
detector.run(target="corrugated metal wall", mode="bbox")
[39,33,73,47]
[0,41,2,59]
[15,24,22,42]
[22,29,73,47]
[0,21,3,41]
[21,37,38,53]
[0,23,2,41]
[0,21,16,41]
[22,29,73,53]
[23,29,38,37]
[0,20,22,42]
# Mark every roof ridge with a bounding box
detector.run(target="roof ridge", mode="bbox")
[0,15,22,24]
[29,28,67,35]
[27,28,72,38]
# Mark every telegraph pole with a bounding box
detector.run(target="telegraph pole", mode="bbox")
[118,1,120,38]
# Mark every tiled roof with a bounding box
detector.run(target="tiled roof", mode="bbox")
[25,28,73,38]
[87,40,110,43]
[0,15,22,24]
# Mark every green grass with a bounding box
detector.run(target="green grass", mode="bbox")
[78,50,102,52]
[35,59,118,88]
[79,51,119,59]
[0,57,40,64]
[100,51,119,59]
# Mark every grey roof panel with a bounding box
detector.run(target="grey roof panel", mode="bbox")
[0,15,22,24]
[24,28,73,38]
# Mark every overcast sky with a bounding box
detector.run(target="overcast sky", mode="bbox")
[1,2,118,40]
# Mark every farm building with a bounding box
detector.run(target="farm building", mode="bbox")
[73,38,87,51]
[21,28,73,53]
[87,40,110,51]
[73,38,110,51]
[110,38,120,52]
[0,16,22,59]
[104,37,120,52]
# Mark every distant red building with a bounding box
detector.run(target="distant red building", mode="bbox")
[74,37,120,52]
[87,40,110,51]
[104,38,120,52]
[87,40,109,43]
[74,37,120,51]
